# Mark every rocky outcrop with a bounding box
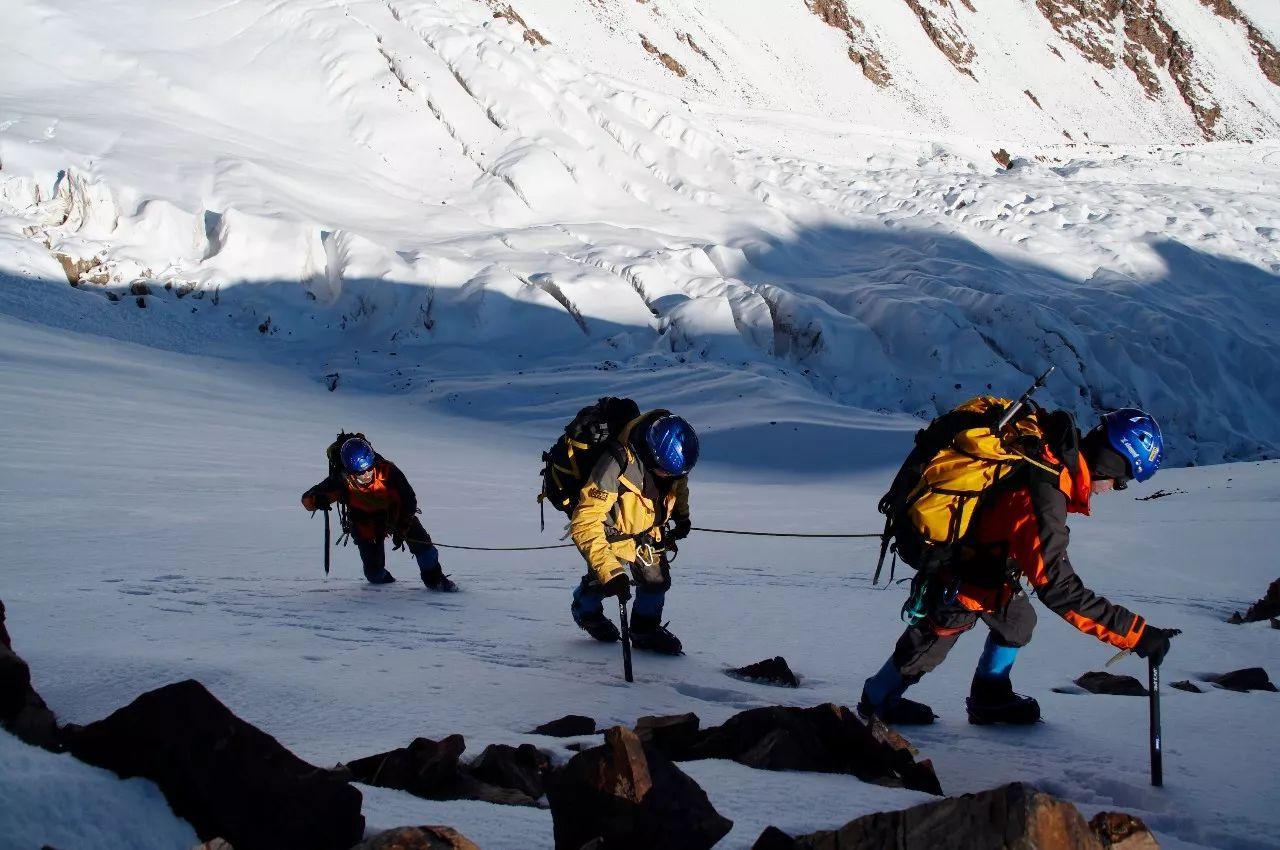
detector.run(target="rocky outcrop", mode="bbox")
[65,679,364,850]
[546,725,732,850]
[1034,0,1228,137]
[804,0,891,86]
[351,826,481,850]
[905,0,978,80]
[686,703,941,795]
[0,597,61,751]
[635,712,702,761]
[345,735,550,806]
[1170,680,1203,693]
[1195,0,1280,87]
[1076,671,1148,696]
[1228,578,1280,623]
[640,35,688,78]
[726,656,800,688]
[753,782,1126,849]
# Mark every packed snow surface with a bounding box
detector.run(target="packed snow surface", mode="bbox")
[1,1,1279,848]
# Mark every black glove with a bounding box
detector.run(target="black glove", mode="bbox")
[602,573,631,602]
[669,519,691,541]
[1133,626,1181,667]
[392,528,407,550]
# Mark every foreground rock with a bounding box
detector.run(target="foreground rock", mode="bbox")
[0,598,61,750]
[546,725,732,850]
[352,826,481,850]
[1227,578,1280,623]
[530,714,596,737]
[1075,671,1147,696]
[1090,812,1160,849]
[66,679,364,850]
[687,703,941,795]
[1207,667,1278,693]
[634,712,702,761]
[726,656,801,687]
[752,782,1155,849]
[345,735,548,806]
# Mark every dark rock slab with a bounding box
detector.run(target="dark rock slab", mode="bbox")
[751,825,798,849]
[546,725,732,850]
[634,712,701,761]
[1227,578,1280,623]
[0,597,61,750]
[1207,667,1278,692]
[531,714,596,737]
[1076,671,1148,696]
[345,735,539,807]
[686,703,941,795]
[351,826,481,849]
[759,782,1104,849]
[1170,680,1203,693]
[469,743,550,801]
[65,679,364,850]
[1089,811,1160,848]
[726,657,800,688]
[1272,617,1279,630]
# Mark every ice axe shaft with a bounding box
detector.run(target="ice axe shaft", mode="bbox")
[323,509,331,576]
[1149,660,1163,787]
[997,365,1055,432]
[619,598,634,683]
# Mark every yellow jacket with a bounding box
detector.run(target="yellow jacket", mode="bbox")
[570,411,691,582]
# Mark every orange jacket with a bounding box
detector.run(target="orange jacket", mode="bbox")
[303,457,418,541]
[954,448,1147,650]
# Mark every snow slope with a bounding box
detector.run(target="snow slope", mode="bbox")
[2,308,1278,850]
[2,2,1279,847]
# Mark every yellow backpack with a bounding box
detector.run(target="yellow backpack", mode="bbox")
[875,396,1060,583]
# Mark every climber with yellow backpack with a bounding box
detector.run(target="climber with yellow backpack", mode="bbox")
[860,371,1180,725]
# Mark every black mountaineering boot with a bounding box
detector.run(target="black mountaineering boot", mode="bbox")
[629,614,683,655]
[574,612,621,643]
[966,677,1041,725]
[857,692,938,725]
[421,569,458,592]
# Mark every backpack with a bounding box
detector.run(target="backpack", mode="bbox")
[325,431,368,536]
[539,397,642,524]
[874,396,1066,587]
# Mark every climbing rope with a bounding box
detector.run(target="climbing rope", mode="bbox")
[423,526,881,551]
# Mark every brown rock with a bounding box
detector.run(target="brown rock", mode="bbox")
[1076,671,1148,696]
[0,597,61,751]
[993,149,1013,169]
[346,735,540,807]
[635,712,701,761]
[1090,811,1160,849]
[469,743,550,801]
[351,826,481,850]
[785,782,1103,849]
[546,725,732,850]
[531,714,596,737]
[726,656,800,688]
[686,703,941,795]
[66,679,364,850]
[640,35,687,78]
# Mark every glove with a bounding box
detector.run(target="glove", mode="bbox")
[392,530,406,550]
[669,519,691,541]
[602,573,631,602]
[301,494,330,511]
[1133,626,1181,667]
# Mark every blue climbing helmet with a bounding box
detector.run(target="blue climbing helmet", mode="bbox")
[644,415,699,477]
[339,436,376,474]
[1100,408,1164,482]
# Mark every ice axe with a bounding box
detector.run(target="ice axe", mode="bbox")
[322,508,331,576]
[1106,644,1174,787]
[619,598,634,683]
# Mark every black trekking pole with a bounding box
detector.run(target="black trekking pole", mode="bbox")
[323,508,331,576]
[618,599,634,683]
[1149,659,1163,787]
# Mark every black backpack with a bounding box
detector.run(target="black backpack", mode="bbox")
[539,397,641,523]
[325,431,368,535]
